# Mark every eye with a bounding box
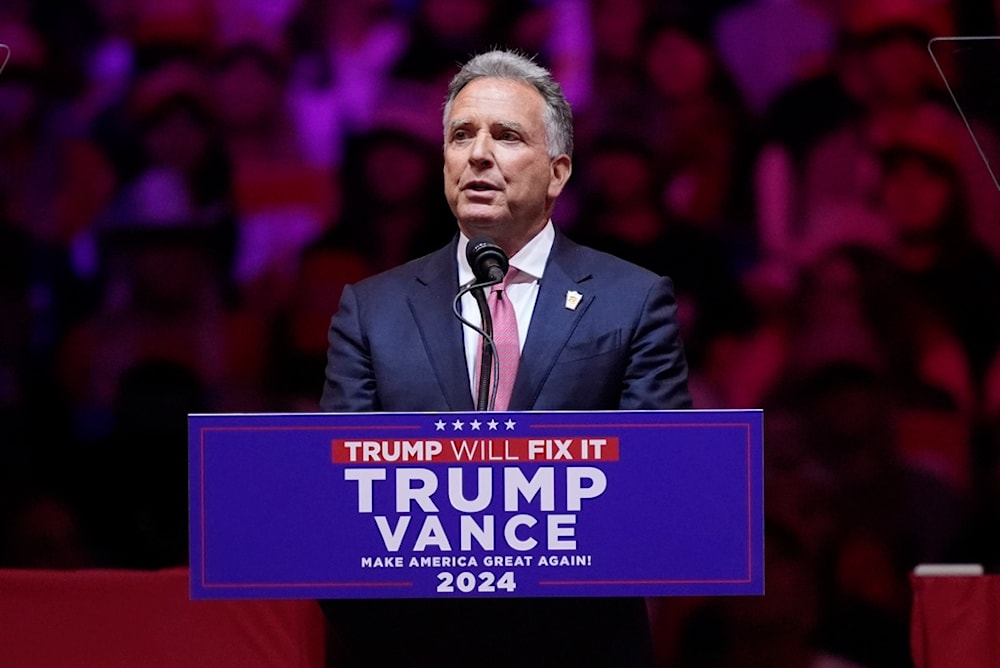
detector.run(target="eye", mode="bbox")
[451,129,471,142]
[498,130,520,142]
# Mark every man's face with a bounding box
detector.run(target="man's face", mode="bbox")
[443,77,571,254]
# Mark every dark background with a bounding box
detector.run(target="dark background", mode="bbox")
[3,1,1000,665]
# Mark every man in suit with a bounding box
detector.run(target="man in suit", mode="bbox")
[321,50,691,667]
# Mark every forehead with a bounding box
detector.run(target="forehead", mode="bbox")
[447,77,545,127]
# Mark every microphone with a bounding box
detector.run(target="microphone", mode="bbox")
[466,237,509,284]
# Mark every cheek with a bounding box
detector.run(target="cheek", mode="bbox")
[443,152,463,181]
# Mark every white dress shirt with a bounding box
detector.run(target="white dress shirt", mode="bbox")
[457,221,555,396]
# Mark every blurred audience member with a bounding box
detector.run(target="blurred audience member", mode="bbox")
[512,0,592,110]
[876,131,1000,385]
[393,0,526,86]
[760,410,840,562]
[672,522,862,668]
[715,0,838,114]
[945,404,1000,570]
[572,135,764,407]
[775,245,973,555]
[575,0,650,145]
[92,61,233,243]
[327,126,454,272]
[817,526,913,668]
[128,0,215,71]
[71,0,138,131]
[285,0,410,165]
[0,18,115,261]
[266,242,372,410]
[211,26,336,315]
[59,224,266,443]
[642,21,760,268]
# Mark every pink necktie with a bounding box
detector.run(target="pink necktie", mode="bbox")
[476,269,520,411]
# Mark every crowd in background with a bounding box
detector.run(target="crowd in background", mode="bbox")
[3,0,1000,665]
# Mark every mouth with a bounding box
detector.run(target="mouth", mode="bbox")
[463,181,499,192]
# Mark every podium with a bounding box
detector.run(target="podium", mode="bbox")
[189,409,764,601]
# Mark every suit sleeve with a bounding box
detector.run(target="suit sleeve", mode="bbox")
[619,276,693,410]
[320,284,380,412]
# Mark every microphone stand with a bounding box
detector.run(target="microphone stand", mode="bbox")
[453,279,502,411]
[462,236,510,410]
[472,287,493,411]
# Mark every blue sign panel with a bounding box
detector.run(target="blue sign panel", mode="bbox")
[189,410,763,599]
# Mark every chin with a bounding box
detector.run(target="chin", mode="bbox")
[457,211,507,232]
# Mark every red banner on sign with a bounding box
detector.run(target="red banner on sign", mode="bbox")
[332,437,620,464]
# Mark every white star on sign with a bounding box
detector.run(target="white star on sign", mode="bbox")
[504,419,516,430]
[435,420,446,431]
[487,419,499,430]
[452,419,464,430]
[470,419,482,430]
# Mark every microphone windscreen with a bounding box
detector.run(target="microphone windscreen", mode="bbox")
[466,237,509,283]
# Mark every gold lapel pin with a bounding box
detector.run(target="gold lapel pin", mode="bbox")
[565,290,583,310]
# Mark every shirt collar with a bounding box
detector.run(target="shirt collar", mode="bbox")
[457,221,554,285]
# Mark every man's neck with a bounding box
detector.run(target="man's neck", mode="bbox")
[457,222,555,284]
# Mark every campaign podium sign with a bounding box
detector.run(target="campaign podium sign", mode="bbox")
[189,410,763,600]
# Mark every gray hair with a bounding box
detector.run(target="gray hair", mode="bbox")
[443,50,574,158]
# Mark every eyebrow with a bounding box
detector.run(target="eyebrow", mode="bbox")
[447,119,527,134]
[493,121,526,135]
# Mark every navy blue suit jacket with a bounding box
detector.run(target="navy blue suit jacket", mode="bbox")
[320,231,690,666]
[321,230,691,413]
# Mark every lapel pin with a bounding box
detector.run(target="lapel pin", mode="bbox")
[565,290,583,310]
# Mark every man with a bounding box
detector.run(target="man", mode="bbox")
[321,50,690,667]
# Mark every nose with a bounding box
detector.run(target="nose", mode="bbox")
[469,131,494,168]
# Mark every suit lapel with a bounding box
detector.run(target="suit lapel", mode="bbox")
[407,243,476,411]
[510,234,593,410]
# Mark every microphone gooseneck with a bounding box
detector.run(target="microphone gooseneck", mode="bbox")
[471,288,494,410]
[452,280,501,411]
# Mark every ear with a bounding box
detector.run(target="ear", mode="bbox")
[547,154,572,200]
